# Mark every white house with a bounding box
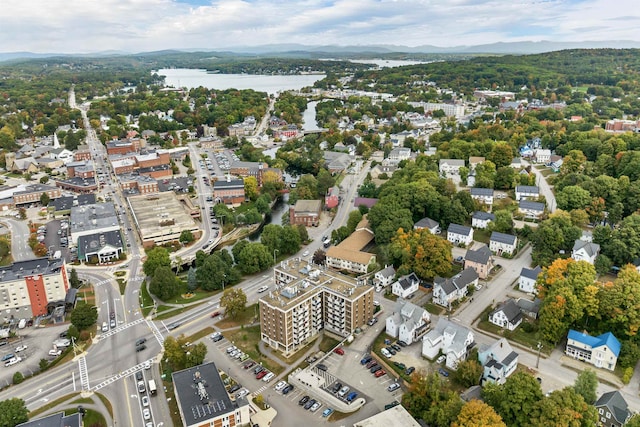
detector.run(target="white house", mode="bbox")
[519,265,542,294]
[388,147,412,164]
[489,232,518,256]
[565,329,620,371]
[549,155,564,172]
[489,299,523,331]
[386,300,431,345]
[392,272,420,299]
[470,188,494,207]
[478,338,518,385]
[439,159,465,177]
[571,240,600,265]
[515,185,539,201]
[510,157,523,169]
[374,265,396,292]
[518,200,545,219]
[534,149,551,164]
[422,318,475,370]
[447,224,474,246]
[471,211,495,229]
[432,268,479,307]
[413,217,441,234]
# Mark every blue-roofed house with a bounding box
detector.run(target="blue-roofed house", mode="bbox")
[565,329,620,371]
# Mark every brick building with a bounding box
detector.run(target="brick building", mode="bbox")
[289,200,322,226]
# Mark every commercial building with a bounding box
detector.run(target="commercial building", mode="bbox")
[325,218,375,274]
[173,362,251,427]
[17,411,81,427]
[260,259,374,356]
[69,203,120,245]
[213,178,246,206]
[353,404,421,427]
[13,184,61,207]
[0,257,69,320]
[289,199,322,227]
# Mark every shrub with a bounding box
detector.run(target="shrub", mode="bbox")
[13,371,24,384]
[622,367,633,384]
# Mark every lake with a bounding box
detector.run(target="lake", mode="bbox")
[349,59,433,68]
[155,68,326,94]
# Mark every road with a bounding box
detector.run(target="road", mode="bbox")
[0,218,34,261]
[524,159,556,212]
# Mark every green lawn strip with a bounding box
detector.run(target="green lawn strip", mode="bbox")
[185,326,216,342]
[116,278,126,295]
[66,408,107,426]
[154,301,207,320]
[95,393,114,419]
[28,393,78,417]
[139,283,154,317]
[224,325,284,375]
[215,304,259,329]
[318,335,340,353]
[476,317,552,356]
[423,302,444,315]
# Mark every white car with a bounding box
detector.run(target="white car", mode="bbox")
[235,389,249,399]
[302,250,309,257]
[437,355,446,364]
[141,396,149,407]
[274,381,287,392]
[142,408,151,420]
[262,372,275,382]
[310,401,322,412]
[143,360,151,370]
[257,286,269,293]
[4,357,21,367]
[15,345,27,352]
[48,349,62,357]
[381,348,392,358]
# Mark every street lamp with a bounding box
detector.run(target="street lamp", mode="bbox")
[273,249,279,265]
[536,342,542,368]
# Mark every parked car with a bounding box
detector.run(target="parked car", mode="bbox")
[316,363,328,371]
[142,409,150,420]
[397,340,408,347]
[1,353,14,362]
[367,318,378,326]
[253,366,264,375]
[393,362,406,370]
[333,347,344,355]
[346,392,358,403]
[331,382,343,393]
[439,368,449,377]
[385,401,400,410]
[137,381,146,393]
[211,311,221,318]
[375,369,386,378]
[236,389,249,399]
[4,357,21,367]
[360,355,372,365]
[338,386,350,398]
[282,384,294,395]
[141,396,149,407]
[48,349,62,357]
[256,370,268,380]
[243,361,255,370]
[322,408,334,417]
[381,348,392,358]
[391,343,401,352]
[386,346,396,355]
[304,399,316,410]
[262,372,275,382]
[229,384,241,394]
[405,366,415,376]
[366,360,377,369]
[15,345,27,353]
[388,383,401,392]
[370,365,382,374]
[298,395,310,406]
[274,381,287,392]
[310,401,322,412]
[437,355,446,364]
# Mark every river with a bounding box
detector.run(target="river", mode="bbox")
[155,68,325,95]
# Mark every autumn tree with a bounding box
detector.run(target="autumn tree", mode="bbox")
[598,265,640,339]
[482,372,543,427]
[489,142,514,168]
[389,228,453,280]
[402,371,463,427]
[452,358,483,388]
[452,399,506,427]
[220,288,247,319]
[529,388,597,427]
[244,176,259,200]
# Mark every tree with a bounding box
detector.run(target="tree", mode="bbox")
[12,372,24,385]
[402,371,463,426]
[40,192,50,206]
[69,267,81,288]
[627,415,640,427]
[475,160,497,189]
[452,358,483,388]
[179,230,194,244]
[149,266,181,300]
[312,249,326,265]
[489,142,514,168]
[280,225,302,254]
[495,166,516,190]
[296,224,308,242]
[573,369,597,404]
[260,224,282,253]
[0,398,28,426]
[529,388,597,427]
[556,186,592,211]
[185,342,207,368]
[389,228,453,280]
[220,288,247,319]
[452,399,506,427]
[482,372,543,427]
[70,302,98,331]
[143,247,171,277]
[196,253,236,291]
[187,267,197,292]
[347,210,363,233]
[235,242,273,274]
[244,176,259,201]
[163,336,186,371]
[490,210,514,234]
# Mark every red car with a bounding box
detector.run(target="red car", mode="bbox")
[375,369,386,378]
[334,348,345,355]
[211,311,221,318]
[256,370,268,380]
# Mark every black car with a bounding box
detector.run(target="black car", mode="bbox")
[135,338,147,346]
[282,385,294,395]
[59,331,68,338]
[135,371,143,381]
[229,384,241,394]
[386,346,396,355]
[391,343,401,352]
[370,365,382,374]
[405,366,415,376]
[397,340,408,347]
[393,362,406,370]
[298,396,310,406]
[317,364,328,372]
[212,334,224,342]
[253,366,264,375]
[304,399,316,410]
[136,344,147,352]
[331,382,343,393]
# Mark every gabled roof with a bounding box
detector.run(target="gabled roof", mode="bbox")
[377,265,396,279]
[470,188,494,197]
[519,200,545,211]
[472,211,495,221]
[465,245,492,265]
[594,391,631,424]
[490,232,517,246]
[572,240,600,257]
[395,273,419,290]
[480,338,518,367]
[448,223,472,236]
[515,185,539,194]
[439,159,465,167]
[490,299,523,324]
[520,265,542,280]
[435,267,478,295]
[425,318,473,354]
[414,217,439,230]
[567,330,621,357]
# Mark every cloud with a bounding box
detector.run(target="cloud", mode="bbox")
[0,0,638,53]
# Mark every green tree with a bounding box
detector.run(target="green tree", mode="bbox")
[452,358,483,388]
[40,192,50,206]
[220,288,247,319]
[280,225,302,254]
[12,372,24,385]
[530,388,597,427]
[143,247,171,277]
[187,267,197,292]
[475,160,497,189]
[179,230,195,244]
[196,253,236,291]
[0,398,28,426]
[39,358,49,371]
[495,166,516,190]
[556,185,592,211]
[347,210,363,233]
[316,168,335,198]
[260,224,282,253]
[489,142,514,168]
[452,399,506,427]
[573,369,597,404]
[163,336,186,371]
[69,267,81,288]
[490,210,514,234]
[149,266,181,300]
[482,371,543,427]
[296,224,309,242]
[402,371,463,426]
[185,342,207,368]
[70,302,98,331]
[235,242,273,274]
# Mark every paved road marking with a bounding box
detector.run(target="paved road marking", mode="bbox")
[97,317,146,341]
[146,319,165,345]
[78,356,90,391]
[92,358,155,392]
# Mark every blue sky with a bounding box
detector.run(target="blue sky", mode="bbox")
[0,0,638,53]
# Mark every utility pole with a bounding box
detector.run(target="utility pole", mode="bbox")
[536,342,542,368]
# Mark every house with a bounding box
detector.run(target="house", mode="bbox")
[468,156,485,171]
[472,211,495,229]
[516,298,542,319]
[470,188,494,207]
[439,159,465,177]
[572,240,600,264]
[432,268,479,307]
[519,265,542,294]
[386,300,431,345]
[478,338,518,385]
[289,199,322,227]
[353,197,378,209]
[549,154,564,172]
[447,224,474,246]
[515,185,539,201]
[388,147,412,164]
[464,245,493,279]
[594,391,631,427]
[413,217,441,234]
[326,218,376,274]
[325,186,340,209]
[534,149,551,164]
[490,232,518,256]
[392,272,420,299]
[422,318,475,370]
[489,299,523,331]
[518,200,545,219]
[374,265,396,292]
[510,157,523,169]
[565,329,620,371]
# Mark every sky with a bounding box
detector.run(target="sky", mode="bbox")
[1,0,639,53]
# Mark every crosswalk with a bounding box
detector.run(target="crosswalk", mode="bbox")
[91,358,155,392]
[252,384,269,397]
[145,319,165,345]
[97,317,146,341]
[78,356,90,391]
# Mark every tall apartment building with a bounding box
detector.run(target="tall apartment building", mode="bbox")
[260,259,374,356]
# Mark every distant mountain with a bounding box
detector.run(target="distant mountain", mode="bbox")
[2,40,640,62]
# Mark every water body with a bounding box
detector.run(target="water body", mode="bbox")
[155,68,325,95]
[348,59,433,68]
[302,100,321,131]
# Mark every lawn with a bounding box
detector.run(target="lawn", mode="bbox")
[223,325,284,375]
[215,304,259,329]
[423,302,445,315]
[139,283,154,317]
[473,229,491,244]
[318,335,340,353]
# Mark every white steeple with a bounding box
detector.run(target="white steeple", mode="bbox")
[53,133,60,149]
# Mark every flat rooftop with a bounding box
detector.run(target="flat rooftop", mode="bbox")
[70,203,118,234]
[128,192,199,239]
[262,258,369,310]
